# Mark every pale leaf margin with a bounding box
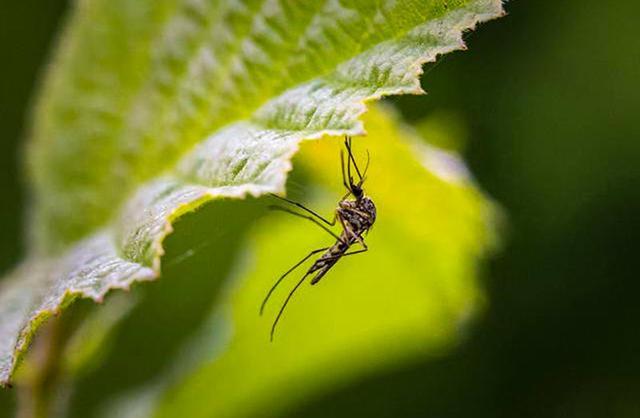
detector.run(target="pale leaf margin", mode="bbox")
[0,0,504,387]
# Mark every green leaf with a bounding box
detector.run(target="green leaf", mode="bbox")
[0,0,503,386]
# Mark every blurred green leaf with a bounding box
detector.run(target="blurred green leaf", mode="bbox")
[0,0,503,387]
[414,110,469,152]
[71,107,495,418]
[152,107,496,418]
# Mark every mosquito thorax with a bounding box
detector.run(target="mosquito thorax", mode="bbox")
[359,196,376,225]
[338,195,376,232]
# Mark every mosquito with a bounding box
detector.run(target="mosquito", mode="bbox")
[260,136,377,341]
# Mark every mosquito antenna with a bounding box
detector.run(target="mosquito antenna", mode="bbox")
[345,137,363,181]
[270,271,311,341]
[358,150,371,186]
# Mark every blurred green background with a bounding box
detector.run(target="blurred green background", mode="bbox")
[1,0,639,417]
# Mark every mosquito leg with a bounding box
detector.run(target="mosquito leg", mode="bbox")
[340,189,352,201]
[338,216,361,244]
[269,205,346,244]
[344,213,369,249]
[321,248,368,261]
[356,235,368,249]
[308,243,369,286]
[269,194,336,226]
[340,217,368,249]
[342,248,368,256]
[260,247,328,315]
[271,270,312,341]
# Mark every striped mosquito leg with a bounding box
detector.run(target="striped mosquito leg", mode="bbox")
[269,205,346,244]
[260,247,328,315]
[271,270,311,342]
[269,194,336,226]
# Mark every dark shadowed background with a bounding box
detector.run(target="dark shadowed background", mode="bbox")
[1,0,639,417]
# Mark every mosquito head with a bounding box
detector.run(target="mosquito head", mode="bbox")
[350,182,364,199]
[342,137,370,201]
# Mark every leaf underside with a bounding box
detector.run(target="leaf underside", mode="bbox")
[0,0,503,386]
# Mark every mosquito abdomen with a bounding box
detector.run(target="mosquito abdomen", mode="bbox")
[310,267,330,285]
[309,245,344,285]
